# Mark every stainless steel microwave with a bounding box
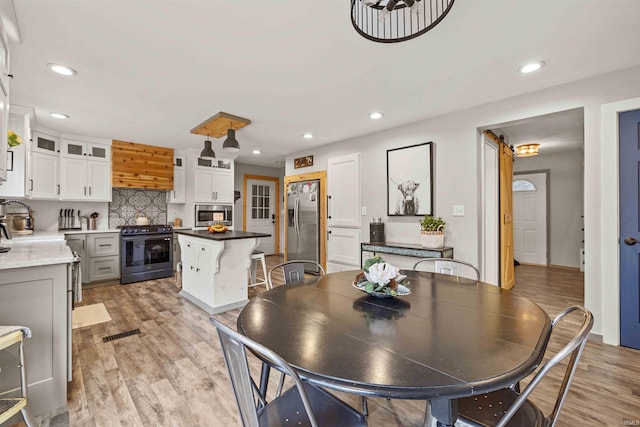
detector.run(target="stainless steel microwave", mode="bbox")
[195,204,233,227]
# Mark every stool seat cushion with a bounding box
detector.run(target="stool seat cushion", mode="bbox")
[252,250,264,255]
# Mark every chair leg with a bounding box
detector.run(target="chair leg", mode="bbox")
[259,254,269,289]
[362,396,368,417]
[21,407,37,427]
[423,400,433,427]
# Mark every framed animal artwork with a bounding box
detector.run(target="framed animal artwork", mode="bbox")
[387,142,433,216]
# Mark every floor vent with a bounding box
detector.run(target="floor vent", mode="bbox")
[103,328,141,343]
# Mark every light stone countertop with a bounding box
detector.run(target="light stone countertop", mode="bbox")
[0,239,75,270]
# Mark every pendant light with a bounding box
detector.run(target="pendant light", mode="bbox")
[200,136,216,159]
[222,128,240,152]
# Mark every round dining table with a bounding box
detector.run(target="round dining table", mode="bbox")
[236,269,552,427]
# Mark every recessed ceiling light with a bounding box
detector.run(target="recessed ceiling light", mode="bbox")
[252,149,261,154]
[370,112,383,120]
[50,112,69,119]
[47,63,77,76]
[519,61,544,74]
[303,133,313,139]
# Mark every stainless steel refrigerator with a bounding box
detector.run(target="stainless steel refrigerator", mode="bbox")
[286,180,321,274]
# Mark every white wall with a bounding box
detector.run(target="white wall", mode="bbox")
[514,149,584,268]
[234,162,285,254]
[285,65,640,340]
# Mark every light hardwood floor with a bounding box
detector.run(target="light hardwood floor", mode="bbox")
[50,259,640,426]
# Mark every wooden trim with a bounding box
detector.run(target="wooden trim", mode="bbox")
[499,143,515,290]
[284,171,327,270]
[243,174,281,254]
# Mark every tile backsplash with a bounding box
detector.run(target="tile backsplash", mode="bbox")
[109,188,167,227]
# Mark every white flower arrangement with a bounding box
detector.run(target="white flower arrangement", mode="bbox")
[354,256,410,297]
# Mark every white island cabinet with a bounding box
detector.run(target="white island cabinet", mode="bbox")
[0,240,74,418]
[177,230,270,314]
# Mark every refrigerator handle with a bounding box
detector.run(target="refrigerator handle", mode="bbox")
[327,195,332,219]
[294,197,300,235]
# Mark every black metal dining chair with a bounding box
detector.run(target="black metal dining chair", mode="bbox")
[412,257,480,281]
[267,260,325,289]
[457,305,594,427]
[210,317,367,427]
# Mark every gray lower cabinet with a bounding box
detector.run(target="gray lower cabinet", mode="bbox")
[0,264,68,417]
[65,232,120,283]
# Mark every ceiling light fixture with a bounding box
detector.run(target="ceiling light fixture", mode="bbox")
[519,61,545,74]
[352,0,455,43]
[47,63,77,76]
[50,112,69,119]
[222,129,240,152]
[200,136,216,159]
[515,143,540,157]
[370,112,383,120]
[252,150,261,154]
[303,133,313,139]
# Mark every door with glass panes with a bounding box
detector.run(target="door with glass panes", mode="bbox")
[246,179,275,254]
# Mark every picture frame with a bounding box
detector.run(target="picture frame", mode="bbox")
[6,150,12,171]
[294,155,314,169]
[387,142,433,216]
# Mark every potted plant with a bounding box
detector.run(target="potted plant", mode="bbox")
[419,215,445,248]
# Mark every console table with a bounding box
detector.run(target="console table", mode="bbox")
[361,242,453,268]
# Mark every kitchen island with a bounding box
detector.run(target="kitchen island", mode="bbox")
[175,230,270,314]
[0,238,74,418]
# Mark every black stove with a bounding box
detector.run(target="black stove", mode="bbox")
[119,224,173,235]
[119,224,174,284]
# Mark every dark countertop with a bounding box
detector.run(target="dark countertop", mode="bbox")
[175,229,270,241]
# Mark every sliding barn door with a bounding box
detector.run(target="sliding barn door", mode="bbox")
[499,143,515,290]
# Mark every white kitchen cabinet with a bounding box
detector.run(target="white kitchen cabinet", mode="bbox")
[31,131,60,156]
[61,139,110,162]
[194,168,233,204]
[60,140,111,201]
[327,227,361,272]
[0,83,8,183]
[0,22,9,182]
[327,153,360,228]
[167,155,186,204]
[179,236,216,305]
[177,233,253,315]
[27,151,59,199]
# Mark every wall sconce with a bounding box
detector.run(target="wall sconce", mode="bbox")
[515,143,540,157]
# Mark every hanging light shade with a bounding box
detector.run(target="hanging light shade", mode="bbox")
[222,129,240,152]
[200,138,216,159]
[515,143,540,157]
[351,0,455,43]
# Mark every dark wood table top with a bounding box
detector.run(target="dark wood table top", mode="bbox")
[175,229,270,241]
[237,270,551,400]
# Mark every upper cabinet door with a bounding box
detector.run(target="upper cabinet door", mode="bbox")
[327,153,360,228]
[61,139,85,158]
[0,82,7,182]
[87,143,110,162]
[29,151,59,199]
[213,170,233,203]
[32,131,60,155]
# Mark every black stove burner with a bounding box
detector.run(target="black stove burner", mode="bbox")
[118,224,173,235]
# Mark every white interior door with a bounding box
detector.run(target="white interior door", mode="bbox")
[513,172,547,265]
[481,135,499,285]
[246,179,276,255]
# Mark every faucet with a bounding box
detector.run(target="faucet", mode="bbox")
[0,199,33,240]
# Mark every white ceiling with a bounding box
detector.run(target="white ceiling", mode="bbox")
[5,0,640,167]
[494,108,585,154]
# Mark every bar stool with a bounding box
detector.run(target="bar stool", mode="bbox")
[248,242,269,290]
[0,326,36,427]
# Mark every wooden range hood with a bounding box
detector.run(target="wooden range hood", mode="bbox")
[111,140,174,189]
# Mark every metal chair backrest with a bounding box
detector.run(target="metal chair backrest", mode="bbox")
[497,306,594,427]
[412,257,480,281]
[210,317,320,427]
[268,260,326,289]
